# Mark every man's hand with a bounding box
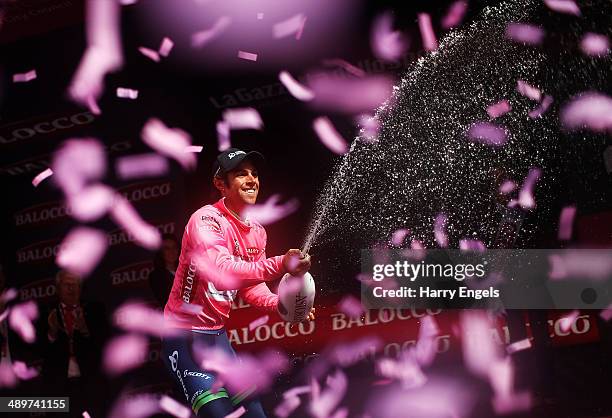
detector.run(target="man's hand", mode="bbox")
[304,307,315,323]
[283,249,311,276]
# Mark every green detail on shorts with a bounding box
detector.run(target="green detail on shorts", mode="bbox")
[231,385,257,405]
[192,389,229,414]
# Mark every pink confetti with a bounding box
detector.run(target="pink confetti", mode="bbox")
[109,195,162,250]
[417,13,438,52]
[141,118,196,170]
[116,154,169,180]
[415,316,439,366]
[499,180,516,194]
[138,47,160,62]
[505,23,545,46]
[275,396,300,418]
[224,406,247,418]
[117,87,139,99]
[492,392,532,415]
[69,0,123,112]
[160,395,192,418]
[466,122,508,146]
[460,311,500,377]
[580,33,610,57]
[517,167,541,209]
[279,71,315,101]
[67,183,115,222]
[283,386,311,399]
[114,302,178,337]
[560,91,612,133]
[516,80,542,101]
[109,394,160,418]
[357,114,381,141]
[32,168,53,187]
[244,194,299,225]
[248,315,270,331]
[8,301,38,344]
[12,361,38,380]
[13,69,37,83]
[83,411,92,418]
[506,338,532,354]
[459,239,486,252]
[441,0,469,30]
[544,0,580,16]
[371,12,408,61]
[434,213,448,248]
[600,306,612,321]
[528,95,553,118]
[308,74,394,114]
[487,99,512,119]
[558,205,576,241]
[184,145,203,153]
[0,289,18,305]
[0,362,17,388]
[310,370,348,418]
[376,351,427,389]
[158,37,174,57]
[192,16,232,48]
[313,117,349,155]
[238,51,258,61]
[329,408,348,418]
[322,59,366,77]
[52,138,106,196]
[56,227,108,277]
[273,13,306,39]
[217,121,231,151]
[223,108,264,130]
[257,13,264,20]
[559,310,579,333]
[337,296,364,318]
[548,251,612,281]
[391,228,410,246]
[103,334,148,376]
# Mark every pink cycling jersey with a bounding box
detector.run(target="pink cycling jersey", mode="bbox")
[164,198,285,330]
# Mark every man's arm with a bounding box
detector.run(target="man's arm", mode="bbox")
[238,283,279,313]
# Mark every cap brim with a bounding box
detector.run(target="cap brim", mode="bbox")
[225,151,266,173]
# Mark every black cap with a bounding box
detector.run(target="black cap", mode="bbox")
[212,148,265,178]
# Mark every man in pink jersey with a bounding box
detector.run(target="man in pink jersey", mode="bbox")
[162,148,313,417]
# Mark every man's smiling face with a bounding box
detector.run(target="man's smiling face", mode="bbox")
[219,160,259,210]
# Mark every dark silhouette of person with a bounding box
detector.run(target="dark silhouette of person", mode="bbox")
[149,233,179,308]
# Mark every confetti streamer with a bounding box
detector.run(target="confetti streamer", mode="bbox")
[273,13,306,39]
[56,227,108,277]
[103,334,148,376]
[223,108,264,130]
[32,168,53,187]
[248,315,270,331]
[312,117,349,155]
[528,95,553,118]
[560,92,612,133]
[116,154,169,180]
[109,195,162,250]
[216,121,231,151]
[516,80,542,101]
[279,71,315,101]
[580,33,610,57]
[141,118,196,170]
[487,99,512,119]
[67,183,115,222]
[238,51,258,61]
[158,37,174,57]
[505,23,545,46]
[557,205,576,240]
[192,16,232,48]
[117,87,139,99]
[184,145,203,153]
[506,338,532,354]
[160,395,192,418]
[434,213,448,248]
[244,194,299,225]
[13,70,37,83]
[466,122,509,146]
[441,1,469,30]
[543,0,580,16]
[138,47,160,62]
[52,138,107,196]
[224,406,246,418]
[114,302,178,337]
[418,13,438,51]
[309,74,394,114]
[517,167,541,209]
[371,12,408,61]
[8,301,38,344]
[337,295,364,318]
[322,59,365,77]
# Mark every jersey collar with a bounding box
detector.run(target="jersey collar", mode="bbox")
[215,198,252,231]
